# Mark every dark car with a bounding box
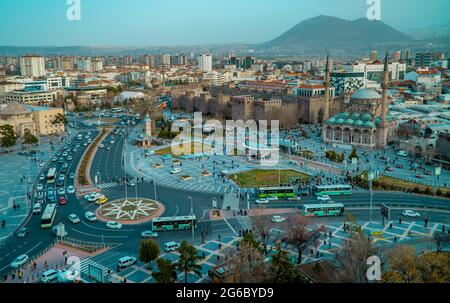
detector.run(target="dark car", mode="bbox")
[16,228,29,238]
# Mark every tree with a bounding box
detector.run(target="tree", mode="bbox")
[52,113,68,126]
[317,108,324,124]
[176,240,202,283]
[334,232,377,283]
[0,124,17,148]
[433,231,450,253]
[268,242,306,283]
[199,221,211,245]
[139,239,160,266]
[23,129,38,145]
[382,246,450,283]
[251,209,277,256]
[152,258,177,283]
[222,240,268,283]
[282,214,324,264]
[349,148,358,160]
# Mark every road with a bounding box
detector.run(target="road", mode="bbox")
[1,121,449,279]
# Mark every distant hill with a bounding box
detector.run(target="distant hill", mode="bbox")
[263,15,414,49]
[406,21,450,40]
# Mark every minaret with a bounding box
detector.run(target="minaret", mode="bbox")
[381,51,389,127]
[323,54,331,121]
[144,113,152,138]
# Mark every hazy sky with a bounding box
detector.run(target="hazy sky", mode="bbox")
[1,0,449,46]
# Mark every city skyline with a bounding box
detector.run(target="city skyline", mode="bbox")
[1,0,450,47]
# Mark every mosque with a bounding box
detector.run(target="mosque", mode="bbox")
[322,54,398,148]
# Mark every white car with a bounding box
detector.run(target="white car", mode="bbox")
[10,254,29,268]
[85,192,102,202]
[67,185,75,194]
[255,198,269,204]
[287,196,302,202]
[69,214,81,224]
[32,203,42,215]
[267,196,279,201]
[85,211,97,222]
[402,210,421,218]
[170,168,181,174]
[99,144,105,149]
[397,150,408,157]
[36,183,44,191]
[106,221,123,230]
[57,188,66,195]
[39,174,45,181]
[141,230,159,238]
[317,195,331,202]
[272,215,286,223]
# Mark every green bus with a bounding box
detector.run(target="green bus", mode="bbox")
[257,186,296,198]
[152,215,196,232]
[313,185,352,196]
[301,203,345,218]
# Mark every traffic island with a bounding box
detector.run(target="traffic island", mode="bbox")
[96,198,165,225]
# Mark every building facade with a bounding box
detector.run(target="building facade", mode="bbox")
[19,55,46,78]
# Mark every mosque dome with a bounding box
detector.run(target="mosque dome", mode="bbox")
[351,88,382,100]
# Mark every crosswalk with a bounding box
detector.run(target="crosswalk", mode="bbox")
[96,182,120,189]
[79,258,111,280]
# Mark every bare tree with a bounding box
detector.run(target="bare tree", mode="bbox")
[433,231,450,253]
[221,241,268,283]
[251,209,278,256]
[282,214,324,264]
[199,220,212,245]
[334,232,377,283]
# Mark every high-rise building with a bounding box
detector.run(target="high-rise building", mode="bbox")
[19,55,46,77]
[391,51,401,63]
[76,58,92,72]
[415,52,433,67]
[198,54,212,72]
[91,59,103,72]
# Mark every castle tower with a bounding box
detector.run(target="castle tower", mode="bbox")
[323,54,331,121]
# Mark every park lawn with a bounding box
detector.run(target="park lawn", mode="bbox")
[230,169,309,188]
[154,142,211,156]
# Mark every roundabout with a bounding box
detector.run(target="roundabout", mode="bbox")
[96,198,165,225]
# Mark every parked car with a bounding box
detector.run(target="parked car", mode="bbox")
[36,183,44,191]
[69,172,76,179]
[267,196,279,201]
[57,188,66,195]
[40,269,60,283]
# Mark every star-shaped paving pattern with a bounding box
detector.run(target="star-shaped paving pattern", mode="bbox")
[101,199,158,220]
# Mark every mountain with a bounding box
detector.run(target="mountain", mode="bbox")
[406,21,450,40]
[263,15,414,49]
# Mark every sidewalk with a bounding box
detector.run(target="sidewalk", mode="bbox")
[1,243,91,283]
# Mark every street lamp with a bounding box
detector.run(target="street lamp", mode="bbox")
[188,196,194,244]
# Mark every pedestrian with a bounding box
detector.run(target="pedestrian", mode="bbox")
[399,218,402,225]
